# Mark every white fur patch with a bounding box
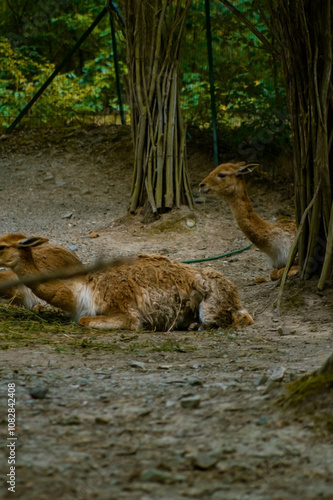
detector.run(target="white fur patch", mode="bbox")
[21,286,47,309]
[269,235,292,269]
[74,283,97,321]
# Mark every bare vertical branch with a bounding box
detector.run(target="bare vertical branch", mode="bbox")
[124,0,193,214]
[265,0,333,286]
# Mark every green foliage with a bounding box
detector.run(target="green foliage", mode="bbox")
[0,0,288,145]
[0,35,126,126]
[0,0,127,127]
[181,0,288,148]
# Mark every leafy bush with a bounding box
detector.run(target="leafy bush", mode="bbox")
[0,0,289,148]
[181,0,289,149]
[0,34,128,128]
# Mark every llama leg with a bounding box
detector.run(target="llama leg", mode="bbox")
[78,314,141,330]
[271,265,299,281]
[270,269,279,280]
[288,266,299,277]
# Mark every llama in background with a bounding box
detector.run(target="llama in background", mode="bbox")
[200,162,297,280]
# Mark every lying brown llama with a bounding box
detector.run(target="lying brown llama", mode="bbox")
[0,233,253,330]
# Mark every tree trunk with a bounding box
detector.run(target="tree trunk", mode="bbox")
[124,0,193,214]
[266,0,333,287]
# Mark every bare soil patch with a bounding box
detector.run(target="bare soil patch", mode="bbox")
[0,125,332,500]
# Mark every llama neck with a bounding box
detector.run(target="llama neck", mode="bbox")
[12,253,39,281]
[226,186,273,252]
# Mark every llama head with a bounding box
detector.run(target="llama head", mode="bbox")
[0,234,49,268]
[199,162,259,197]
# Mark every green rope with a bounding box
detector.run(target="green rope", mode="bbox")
[181,243,253,264]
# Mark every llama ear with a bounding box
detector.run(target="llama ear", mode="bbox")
[17,237,49,248]
[236,163,260,176]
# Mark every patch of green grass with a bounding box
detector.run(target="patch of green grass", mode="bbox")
[0,305,198,354]
[0,305,200,355]
[0,304,120,352]
[78,336,119,352]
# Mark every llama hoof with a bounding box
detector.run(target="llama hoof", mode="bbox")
[78,316,110,329]
[32,304,45,313]
[288,266,299,277]
[271,266,299,281]
[270,270,280,281]
[188,322,200,331]
[254,276,268,284]
[78,316,91,327]
[32,303,52,313]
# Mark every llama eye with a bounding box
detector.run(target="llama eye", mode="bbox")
[217,173,227,179]
[0,245,6,251]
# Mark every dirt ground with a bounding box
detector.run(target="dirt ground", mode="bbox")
[0,124,332,500]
